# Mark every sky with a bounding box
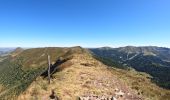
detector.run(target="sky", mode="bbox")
[0,0,170,48]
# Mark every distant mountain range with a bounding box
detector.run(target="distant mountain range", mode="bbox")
[90,46,170,89]
[0,48,16,56]
[0,48,16,62]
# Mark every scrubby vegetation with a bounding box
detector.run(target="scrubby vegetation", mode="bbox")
[0,57,46,99]
[0,46,87,99]
[93,55,128,70]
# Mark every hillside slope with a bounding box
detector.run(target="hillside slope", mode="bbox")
[0,47,87,99]
[90,46,170,89]
[0,46,170,100]
[18,51,141,100]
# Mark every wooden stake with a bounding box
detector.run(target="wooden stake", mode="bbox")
[48,55,51,84]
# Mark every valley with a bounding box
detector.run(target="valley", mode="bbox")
[90,46,170,89]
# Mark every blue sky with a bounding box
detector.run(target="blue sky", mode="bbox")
[0,0,170,47]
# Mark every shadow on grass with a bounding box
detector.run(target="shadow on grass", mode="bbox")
[41,58,69,78]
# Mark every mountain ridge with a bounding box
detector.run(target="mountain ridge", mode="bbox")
[0,46,170,100]
[18,52,142,100]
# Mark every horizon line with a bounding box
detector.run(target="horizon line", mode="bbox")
[0,45,169,49]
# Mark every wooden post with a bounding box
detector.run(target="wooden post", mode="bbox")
[48,55,51,84]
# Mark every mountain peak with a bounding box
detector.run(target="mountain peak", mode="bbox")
[11,47,24,57]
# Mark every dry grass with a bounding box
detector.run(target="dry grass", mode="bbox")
[110,68,170,100]
[0,84,5,92]
[18,53,140,100]
[17,50,170,100]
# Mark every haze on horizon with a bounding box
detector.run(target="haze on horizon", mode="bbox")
[0,0,170,48]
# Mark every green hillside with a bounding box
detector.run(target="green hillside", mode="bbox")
[0,47,86,99]
[90,46,170,89]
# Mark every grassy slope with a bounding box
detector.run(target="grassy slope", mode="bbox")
[109,68,170,100]
[90,48,170,89]
[92,54,170,100]
[0,47,84,99]
[0,47,170,100]
[18,49,170,100]
[18,53,141,100]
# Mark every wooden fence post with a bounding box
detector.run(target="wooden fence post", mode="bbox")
[48,55,51,84]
